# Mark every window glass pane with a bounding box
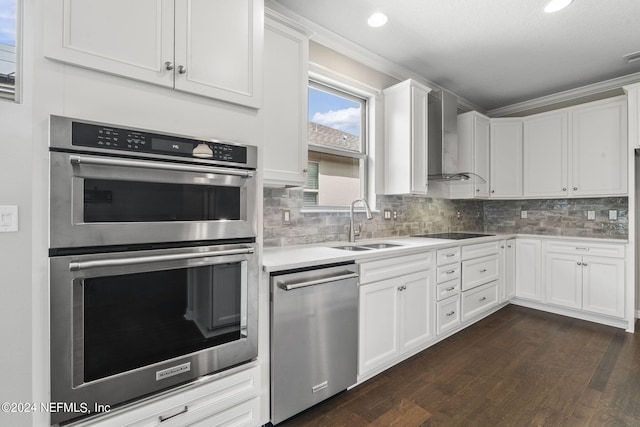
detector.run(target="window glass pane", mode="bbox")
[304,151,361,207]
[308,85,363,153]
[0,0,17,100]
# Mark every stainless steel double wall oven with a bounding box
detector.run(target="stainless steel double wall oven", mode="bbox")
[48,116,258,425]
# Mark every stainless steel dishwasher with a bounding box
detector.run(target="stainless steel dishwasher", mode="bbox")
[270,262,359,425]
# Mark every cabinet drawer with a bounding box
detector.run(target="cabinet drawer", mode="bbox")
[437,246,461,266]
[462,254,499,290]
[545,241,625,258]
[74,366,260,427]
[462,281,499,321]
[437,263,461,283]
[437,295,461,335]
[436,279,460,301]
[359,251,434,284]
[462,241,499,260]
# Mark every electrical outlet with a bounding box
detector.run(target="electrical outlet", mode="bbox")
[393,210,398,220]
[587,210,595,220]
[384,209,392,220]
[282,209,291,225]
[520,210,527,219]
[609,209,618,220]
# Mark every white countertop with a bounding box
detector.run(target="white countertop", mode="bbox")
[262,234,628,273]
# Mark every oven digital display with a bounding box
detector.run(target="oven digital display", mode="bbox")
[152,138,194,154]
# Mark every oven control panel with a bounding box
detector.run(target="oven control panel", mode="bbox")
[71,121,248,164]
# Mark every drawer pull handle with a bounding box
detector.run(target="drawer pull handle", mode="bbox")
[575,247,589,251]
[446,311,456,316]
[446,253,456,257]
[479,297,487,301]
[159,406,188,423]
[397,285,407,291]
[479,269,487,273]
[446,270,456,274]
[446,286,456,291]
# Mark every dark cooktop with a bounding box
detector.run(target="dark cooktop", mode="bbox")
[411,232,494,240]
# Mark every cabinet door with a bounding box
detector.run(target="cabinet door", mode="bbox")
[473,115,490,197]
[490,119,523,198]
[410,85,429,194]
[571,99,627,196]
[504,239,516,300]
[545,253,582,309]
[515,239,542,301]
[399,270,435,353]
[358,279,400,376]
[44,0,175,87]
[582,256,625,318]
[263,17,309,186]
[174,0,262,108]
[523,112,568,198]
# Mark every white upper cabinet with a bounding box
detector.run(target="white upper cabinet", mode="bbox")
[624,83,640,148]
[523,111,569,198]
[490,119,523,198]
[384,79,431,195]
[263,14,309,186]
[454,112,490,198]
[45,0,263,108]
[570,98,627,196]
[522,96,627,199]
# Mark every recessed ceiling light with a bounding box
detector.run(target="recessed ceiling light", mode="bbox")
[367,12,388,28]
[544,0,573,13]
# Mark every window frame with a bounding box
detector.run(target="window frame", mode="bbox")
[303,77,371,211]
[0,0,21,103]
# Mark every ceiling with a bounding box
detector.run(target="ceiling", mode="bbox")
[270,0,640,112]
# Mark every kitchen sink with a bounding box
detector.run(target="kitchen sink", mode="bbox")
[331,242,405,251]
[332,245,373,251]
[359,243,404,249]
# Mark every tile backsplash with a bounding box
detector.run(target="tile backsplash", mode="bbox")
[264,187,484,247]
[483,197,628,239]
[263,188,629,247]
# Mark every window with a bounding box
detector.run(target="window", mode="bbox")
[304,81,367,208]
[0,0,17,101]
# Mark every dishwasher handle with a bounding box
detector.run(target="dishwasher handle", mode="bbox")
[278,272,359,291]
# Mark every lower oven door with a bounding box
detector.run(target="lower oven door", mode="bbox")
[49,243,258,425]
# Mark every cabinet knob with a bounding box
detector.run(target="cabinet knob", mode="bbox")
[583,262,588,267]
[476,188,480,192]
[573,187,578,191]
[178,65,187,74]
[562,187,567,191]
[164,61,175,71]
[491,190,495,193]
[577,262,582,266]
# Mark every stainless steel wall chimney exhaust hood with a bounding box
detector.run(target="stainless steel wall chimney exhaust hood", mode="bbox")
[427,90,482,182]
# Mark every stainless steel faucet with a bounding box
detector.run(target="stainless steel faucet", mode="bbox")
[349,198,373,242]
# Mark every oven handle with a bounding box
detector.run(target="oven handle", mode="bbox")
[69,154,254,178]
[69,247,255,271]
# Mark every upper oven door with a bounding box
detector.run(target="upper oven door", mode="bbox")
[50,151,257,249]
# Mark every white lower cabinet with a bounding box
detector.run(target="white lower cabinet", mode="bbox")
[499,239,516,302]
[72,366,260,427]
[437,295,461,335]
[545,243,625,318]
[462,281,499,321]
[358,254,435,377]
[515,239,543,301]
[358,269,435,376]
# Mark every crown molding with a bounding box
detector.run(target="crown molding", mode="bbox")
[488,71,640,117]
[264,0,485,114]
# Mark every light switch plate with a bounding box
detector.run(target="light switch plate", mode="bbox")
[0,205,18,232]
[609,209,618,220]
[282,209,291,225]
[587,210,596,220]
[520,210,527,219]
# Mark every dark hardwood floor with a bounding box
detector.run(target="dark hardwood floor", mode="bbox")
[279,305,640,426]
